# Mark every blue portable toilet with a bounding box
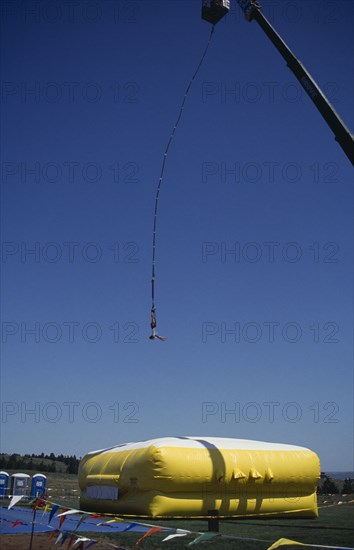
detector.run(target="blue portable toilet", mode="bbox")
[0,472,9,497]
[10,473,30,496]
[31,473,47,498]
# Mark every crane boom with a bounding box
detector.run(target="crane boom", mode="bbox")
[238,1,354,165]
[203,0,354,165]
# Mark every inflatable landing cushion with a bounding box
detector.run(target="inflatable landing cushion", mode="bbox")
[79,436,320,518]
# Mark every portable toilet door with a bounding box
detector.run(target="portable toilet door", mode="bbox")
[31,474,47,499]
[0,472,9,498]
[10,473,30,496]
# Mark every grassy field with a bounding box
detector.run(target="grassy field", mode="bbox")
[96,504,354,549]
[0,455,70,473]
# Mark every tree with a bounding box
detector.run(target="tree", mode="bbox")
[7,454,18,470]
[341,478,354,495]
[38,461,46,472]
[320,475,339,494]
[66,456,79,474]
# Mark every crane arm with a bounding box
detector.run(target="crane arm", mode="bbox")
[236,0,354,165]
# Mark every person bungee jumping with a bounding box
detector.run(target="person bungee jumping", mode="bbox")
[149,306,166,341]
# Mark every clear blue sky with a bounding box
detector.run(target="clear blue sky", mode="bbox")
[1,0,353,471]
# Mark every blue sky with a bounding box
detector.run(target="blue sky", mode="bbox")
[1,0,353,471]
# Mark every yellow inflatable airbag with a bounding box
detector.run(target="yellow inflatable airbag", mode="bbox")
[79,436,320,518]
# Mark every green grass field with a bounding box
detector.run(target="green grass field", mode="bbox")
[95,504,354,549]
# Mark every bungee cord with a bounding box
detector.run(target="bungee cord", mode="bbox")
[149,26,215,341]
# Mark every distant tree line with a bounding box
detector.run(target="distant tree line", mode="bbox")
[317,473,354,495]
[0,453,80,474]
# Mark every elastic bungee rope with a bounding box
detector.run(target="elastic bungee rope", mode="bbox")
[149,26,215,341]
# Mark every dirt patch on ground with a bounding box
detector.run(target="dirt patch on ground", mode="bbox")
[0,534,57,549]
[0,534,123,549]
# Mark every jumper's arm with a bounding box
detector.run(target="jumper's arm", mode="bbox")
[237,0,354,165]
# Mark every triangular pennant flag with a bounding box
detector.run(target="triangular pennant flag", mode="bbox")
[67,533,76,549]
[122,522,139,532]
[8,495,24,509]
[49,505,60,524]
[11,520,22,528]
[188,532,219,545]
[267,538,306,549]
[135,526,164,545]
[97,519,118,526]
[73,537,90,546]
[33,497,45,509]
[57,509,80,517]
[61,532,70,545]
[97,517,125,526]
[75,513,90,529]
[55,532,64,545]
[42,503,51,516]
[59,514,67,529]
[162,532,189,542]
[49,529,60,541]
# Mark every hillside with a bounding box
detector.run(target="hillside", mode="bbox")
[0,453,80,474]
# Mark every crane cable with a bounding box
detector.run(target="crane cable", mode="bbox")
[149,26,216,341]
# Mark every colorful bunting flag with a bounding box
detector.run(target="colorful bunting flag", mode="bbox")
[75,513,90,529]
[73,536,90,546]
[67,533,76,549]
[57,509,81,517]
[97,517,125,526]
[48,529,60,541]
[6,495,353,550]
[55,532,64,544]
[267,538,306,549]
[59,513,68,529]
[162,532,189,542]
[122,522,139,532]
[42,503,51,516]
[11,520,22,528]
[49,504,60,524]
[61,532,70,545]
[188,532,220,545]
[33,498,45,509]
[135,526,164,545]
[8,495,24,509]
[268,541,354,550]
[97,519,119,526]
